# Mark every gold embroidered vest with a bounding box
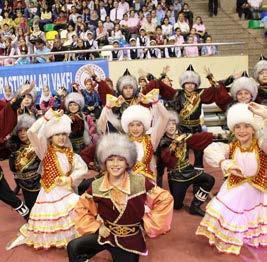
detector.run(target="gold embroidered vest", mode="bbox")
[228,139,267,192]
[41,144,74,192]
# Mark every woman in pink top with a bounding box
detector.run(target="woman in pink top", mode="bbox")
[127,10,140,34]
[183,35,199,57]
[193,16,207,40]
[174,27,185,45]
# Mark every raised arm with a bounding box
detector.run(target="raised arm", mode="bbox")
[0,82,35,140]
[70,154,88,193]
[248,102,267,153]
[150,101,170,150]
[27,116,48,160]
[97,95,124,134]
[143,79,178,100]
[204,142,239,177]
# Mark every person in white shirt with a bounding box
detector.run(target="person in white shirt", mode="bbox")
[143,39,161,59]
[99,1,107,22]
[165,36,182,58]
[141,13,157,37]
[110,1,124,22]
[174,12,190,39]
[109,40,124,61]
[118,0,130,15]
[127,38,143,60]
[136,28,150,47]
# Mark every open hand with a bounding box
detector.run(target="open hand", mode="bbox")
[248,102,267,119]
[20,81,35,96]
[229,167,243,177]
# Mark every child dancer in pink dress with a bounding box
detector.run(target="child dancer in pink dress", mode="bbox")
[6,109,88,250]
[196,102,267,255]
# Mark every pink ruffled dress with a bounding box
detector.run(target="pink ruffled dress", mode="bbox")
[196,120,267,255]
[19,117,88,249]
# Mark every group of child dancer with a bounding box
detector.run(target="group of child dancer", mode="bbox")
[0,55,266,260]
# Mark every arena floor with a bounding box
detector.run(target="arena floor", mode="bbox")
[0,160,266,262]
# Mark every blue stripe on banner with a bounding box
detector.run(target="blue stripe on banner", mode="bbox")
[0,60,109,100]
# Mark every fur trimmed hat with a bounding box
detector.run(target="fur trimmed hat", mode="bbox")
[116,69,138,95]
[179,65,201,88]
[96,133,137,168]
[44,114,72,139]
[230,75,258,101]
[168,110,179,124]
[14,114,36,133]
[121,105,152,133]
[227,103,258,131]
[253,60,267,82]
[65,92,85,110]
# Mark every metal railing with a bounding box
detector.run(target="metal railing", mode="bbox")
[0,41,245,60]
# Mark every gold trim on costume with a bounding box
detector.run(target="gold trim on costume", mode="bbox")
[228,139,267,192]
[41,144,74,192]
[179,91,202,121]
[105,220,141,237]
[130,135,155,180]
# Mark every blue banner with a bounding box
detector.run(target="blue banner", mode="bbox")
[0,60,109,99]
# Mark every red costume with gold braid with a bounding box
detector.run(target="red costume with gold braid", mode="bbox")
[41,144,74,192]
[227,139,267,192]
[130,135,155,180]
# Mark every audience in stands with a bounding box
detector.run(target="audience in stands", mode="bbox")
[0,0,220,65]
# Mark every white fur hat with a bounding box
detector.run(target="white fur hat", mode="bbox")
[96,133,137,168]
[253,60,267,81]
[44,114,72,138]
[179,65,201,88]
[14,114,36,133]
[116,75,138,95]
[227,103,258,131]
[168,110,179,124]
[65,92,85,110]
[230,76,258,101]
[121,105,152,133]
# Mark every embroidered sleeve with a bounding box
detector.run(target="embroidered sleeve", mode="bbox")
[70,154,88,192]
[150,102,169,151]
[97,106,120,134]
[258,119,267,154]
[27,117,48,160]
[143,185,174,238]
[74,192,101,236]
[204,142,230,168]
[0,102,17,140]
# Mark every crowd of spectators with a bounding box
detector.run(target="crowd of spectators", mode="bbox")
[0,0,218,65]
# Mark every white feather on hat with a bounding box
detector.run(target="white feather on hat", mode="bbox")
[83,116,91,145]
[96,133,137,168]
[28,88,37,102]
[121,105,152,133]
[116,75,138,95]
[230,76,258,101]
[168,110,179,124]
[179,65,201,88]
[14,114,36,133]
[44,114,72,139]
[227,103,258,131]
[65,92,85,110]
[253,60,267,82]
